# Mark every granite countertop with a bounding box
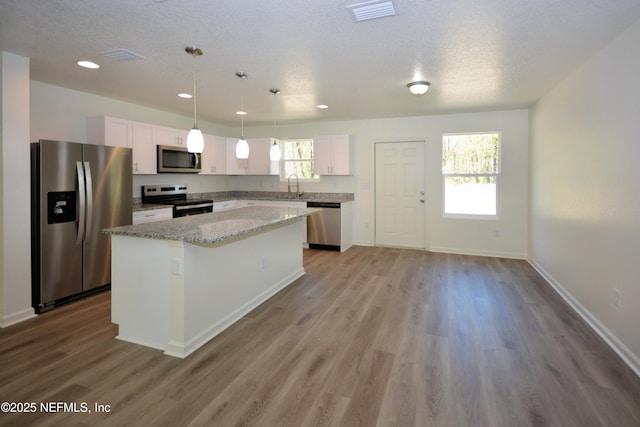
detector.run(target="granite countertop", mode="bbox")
[207,191,354,203]
[132,191,354,212]
[106,206,318,244]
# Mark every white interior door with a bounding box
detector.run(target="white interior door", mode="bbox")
[375,141,425,249]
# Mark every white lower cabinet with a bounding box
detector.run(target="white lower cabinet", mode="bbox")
[133,207,173,224]
[211,200,241,212]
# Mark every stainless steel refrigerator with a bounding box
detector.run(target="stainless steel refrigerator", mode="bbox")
[31,140,132,313]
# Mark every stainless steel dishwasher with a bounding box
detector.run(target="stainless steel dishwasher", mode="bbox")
[306,202,341,250]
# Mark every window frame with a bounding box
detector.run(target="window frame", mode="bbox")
[279,138,320,181]
[441,132,501,219]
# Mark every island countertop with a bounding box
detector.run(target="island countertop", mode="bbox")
[105,206,318,245]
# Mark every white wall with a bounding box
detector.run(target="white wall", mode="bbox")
[530,19,640,374]
[245,110,529,257]
[0,52,35,326]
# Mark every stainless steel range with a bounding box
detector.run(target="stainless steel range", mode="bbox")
[141,184,213,217]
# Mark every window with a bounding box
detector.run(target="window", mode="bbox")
[442,133,500,216]
[280,139,319,180]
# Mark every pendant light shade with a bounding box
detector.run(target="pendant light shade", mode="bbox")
[185,46,204,153]
[187,128,204,153]
[236,137,249,159]
[270,141,281,161]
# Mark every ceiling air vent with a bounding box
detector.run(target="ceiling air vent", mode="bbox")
[347,0,397,22]
[99,48,144,61]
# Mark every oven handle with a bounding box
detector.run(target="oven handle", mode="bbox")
[174,202,213,211]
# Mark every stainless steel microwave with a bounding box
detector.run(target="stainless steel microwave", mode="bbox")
[157,145,201,173]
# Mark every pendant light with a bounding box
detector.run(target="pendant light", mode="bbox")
[235,71,249,159]
[185,46,204,153]
[269,88,281,161]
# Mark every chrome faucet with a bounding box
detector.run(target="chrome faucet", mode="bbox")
[287,174,303,198]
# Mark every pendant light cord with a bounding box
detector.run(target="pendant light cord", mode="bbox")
[192,54,198,128]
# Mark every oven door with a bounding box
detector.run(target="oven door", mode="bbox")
[157,145,202,173]
[173,202,213,218]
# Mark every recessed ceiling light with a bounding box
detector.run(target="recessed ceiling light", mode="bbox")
[178,93,192,99]
[236,111,247,115]
[77,60,100,69]
[316,104,329,109]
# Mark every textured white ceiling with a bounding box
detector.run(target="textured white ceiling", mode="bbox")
[1,0,640,126]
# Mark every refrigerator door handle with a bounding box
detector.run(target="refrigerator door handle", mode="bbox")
[84,161,93,242]
[76,161,86,245]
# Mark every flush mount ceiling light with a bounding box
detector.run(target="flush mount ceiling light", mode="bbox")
[235,71,250,159]
[185,46,204,153]
[347,0,397,22]
[269,88,281,161]
[316,104,329,109]
[407,81,430,95]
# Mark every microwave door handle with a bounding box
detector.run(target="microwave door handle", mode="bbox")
[83,161,93,242]
[76,161,86,245]
[192,153,198,169]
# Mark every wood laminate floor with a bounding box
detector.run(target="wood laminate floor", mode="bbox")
[1,247,639,426]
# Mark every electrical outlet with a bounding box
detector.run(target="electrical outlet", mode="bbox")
[260,257,267,269]
[172,258,183,275]
[613,288,622,308]
[493,229,500,238]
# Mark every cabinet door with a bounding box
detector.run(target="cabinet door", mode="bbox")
[226,138,248,175]
[87,116,132,147]
[105,117,132,148]
[329,135,351,175]
[154,125,180,147]
[202,134,227,175]
[246,138,275,175]
[174,129,188,147]
[131,122,156,174]
[313,136,333,175]
[312,135,351,175]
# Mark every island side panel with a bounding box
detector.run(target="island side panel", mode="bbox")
[111,235,172,350]
[167,220,305,358]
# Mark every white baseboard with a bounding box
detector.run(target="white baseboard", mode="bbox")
[0,307,36,328]
[528,257,640,378]
[164,268,306,359]
[429,245,527,260]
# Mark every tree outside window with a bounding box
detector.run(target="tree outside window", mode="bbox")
[281,139,319,180]
[442,133,500,216]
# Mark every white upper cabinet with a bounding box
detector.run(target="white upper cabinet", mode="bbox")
[225,137,278,175]
[201,134,227,175]
[154,125,186,148]
[87,116,132,148]
[131,121,156,174]
[313,134,352,175]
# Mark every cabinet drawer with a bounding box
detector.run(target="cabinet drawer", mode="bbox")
[133,208,173,224]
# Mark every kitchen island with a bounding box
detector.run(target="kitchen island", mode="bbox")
[104,206,317,358]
